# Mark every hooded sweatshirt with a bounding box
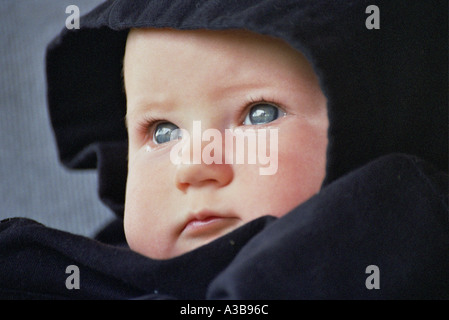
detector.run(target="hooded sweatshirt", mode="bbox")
[0,0,447,300]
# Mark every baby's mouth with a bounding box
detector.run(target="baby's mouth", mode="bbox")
[181,210,241,238]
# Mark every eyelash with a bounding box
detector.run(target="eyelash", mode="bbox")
[238,96,284,124]
[136,114,161,139]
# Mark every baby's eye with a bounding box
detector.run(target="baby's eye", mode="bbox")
[243,103,286,125]
[153,122,181,144]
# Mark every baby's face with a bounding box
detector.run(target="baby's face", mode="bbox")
[123,28,328,259]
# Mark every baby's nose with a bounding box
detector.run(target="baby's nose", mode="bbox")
[174,137,233,192]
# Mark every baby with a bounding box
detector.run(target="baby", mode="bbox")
[123,28,328,259]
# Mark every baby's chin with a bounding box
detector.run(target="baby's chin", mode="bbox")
[136,219,243,260]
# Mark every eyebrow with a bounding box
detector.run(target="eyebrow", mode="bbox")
[125,99,179,129]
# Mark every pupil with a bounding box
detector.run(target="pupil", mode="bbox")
[250,104,278,124]
[154,123,177,144]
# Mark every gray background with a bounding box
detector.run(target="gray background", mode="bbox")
[0,0,115,237]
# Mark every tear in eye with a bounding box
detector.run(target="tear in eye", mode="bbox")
[243,103,286,125]
[153,122,181,144]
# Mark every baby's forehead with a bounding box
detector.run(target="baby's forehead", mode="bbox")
[127,28,307,63]
[127,28,285,50]
[124,28,318,88]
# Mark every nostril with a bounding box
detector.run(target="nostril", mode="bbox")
[176,181,189,193]
[176,177,230,193]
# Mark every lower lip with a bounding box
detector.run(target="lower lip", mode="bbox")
[183,217,234,236]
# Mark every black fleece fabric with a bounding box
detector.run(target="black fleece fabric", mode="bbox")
[1,0,447,299]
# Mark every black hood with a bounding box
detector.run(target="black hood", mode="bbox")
[46,0,448,217]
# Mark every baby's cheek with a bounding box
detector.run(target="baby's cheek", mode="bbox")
[124,159,163,251]
[125,148,186,258]
[273,131,325,205]
[123,188,167,259]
